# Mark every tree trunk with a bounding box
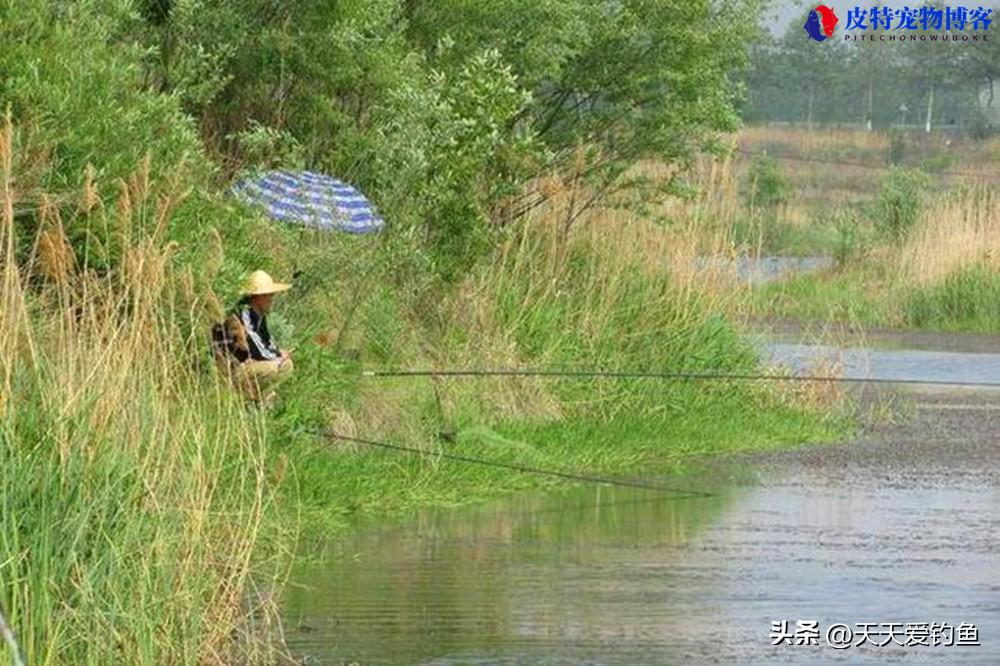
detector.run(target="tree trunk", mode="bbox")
[807,91,814,132]
[925,84,935,134]
[865,78,874,131]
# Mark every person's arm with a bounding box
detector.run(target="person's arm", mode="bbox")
[261,318,285,359]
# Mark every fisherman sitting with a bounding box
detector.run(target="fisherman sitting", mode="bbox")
[214,270,294,402]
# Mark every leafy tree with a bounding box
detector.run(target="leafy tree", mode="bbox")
[4,0,770,281]
[896,3,965,134]
[776,11,849,129]
[0,0,205,193]
[848,32,902,130]
[957,27,1000,135]
[743,2,996,133]
[138,0,766,279]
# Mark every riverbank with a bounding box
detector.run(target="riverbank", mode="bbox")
[0,129,852,664]
[675,127,1000,334]
[747,258,1000,333]
[276,387,848,541]
[281,345,1000,664]
[265,207,853,540]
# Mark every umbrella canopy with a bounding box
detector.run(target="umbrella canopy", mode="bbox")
[233,170,384,234]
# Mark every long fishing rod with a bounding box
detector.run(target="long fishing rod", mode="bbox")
[315,367,997,498]
[323,431,712,499]
[361,368,1000,389]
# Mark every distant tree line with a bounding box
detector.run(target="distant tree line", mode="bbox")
[743,7,1000,135]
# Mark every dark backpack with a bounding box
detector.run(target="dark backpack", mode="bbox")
[210,313,250,363]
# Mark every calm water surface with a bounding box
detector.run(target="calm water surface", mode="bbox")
[694,256,834,285]
[764,341,1000,386]
[283,338,1000,665]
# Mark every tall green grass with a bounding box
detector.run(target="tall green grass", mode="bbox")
[265,196,850,538]
[0,120,286,665]
[746,183,1000,333]
[905,264,1000,332]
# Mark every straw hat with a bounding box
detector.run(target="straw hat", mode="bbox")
[242,270,291,296]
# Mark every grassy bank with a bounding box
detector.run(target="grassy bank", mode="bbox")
[266,206,850,537]
[0,124,288,664]
[745,182,1000,333]
[652,126,1000,334]
[0,126,850,663]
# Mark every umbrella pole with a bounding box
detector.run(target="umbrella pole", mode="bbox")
[332,239,383,355]
[332,292,364,354]
[291,226,309,281]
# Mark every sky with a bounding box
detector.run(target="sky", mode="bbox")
[765,0,1000,36]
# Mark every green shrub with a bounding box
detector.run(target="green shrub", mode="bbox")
[0,0,207,193]
[139,0,762,283]
[745,155,789,210]
[871,167,930,242]
[832,208,868,267]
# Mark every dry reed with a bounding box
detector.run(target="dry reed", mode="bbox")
[0,112,288,665]
[898,185,999,285]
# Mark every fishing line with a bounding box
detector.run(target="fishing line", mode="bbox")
[360,368,1000,389]
[322,431,712,499]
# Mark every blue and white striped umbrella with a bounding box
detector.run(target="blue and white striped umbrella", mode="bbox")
[232,170,384,234]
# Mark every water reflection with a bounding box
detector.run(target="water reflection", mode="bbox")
[283,484,738,664]
[285,440,1000,664]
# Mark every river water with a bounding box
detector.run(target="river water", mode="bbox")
[693,256,834,285]
[282,335,1000,665]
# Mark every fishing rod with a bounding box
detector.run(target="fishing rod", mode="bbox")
[310,368,998,498]
[323,431,712,499]
[360,368,1000,389]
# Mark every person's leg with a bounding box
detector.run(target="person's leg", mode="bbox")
[235,359,292,402]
